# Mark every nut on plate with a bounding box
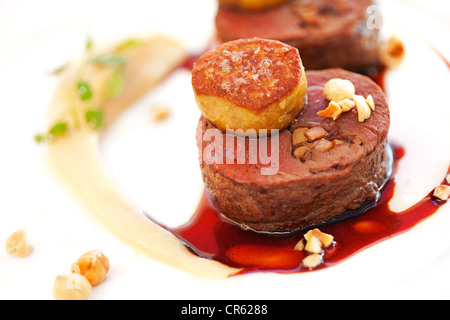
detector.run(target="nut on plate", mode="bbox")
[71,249,110,286]
[302,253,323,269]
[379,35,405,68]
[53,274,92,300]
[433,185,450,202]
[5,230,33,258]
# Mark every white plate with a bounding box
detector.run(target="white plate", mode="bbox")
[0,0,449,300]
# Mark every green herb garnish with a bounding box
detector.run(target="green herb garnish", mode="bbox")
[85,110,104,130]
[49,122,69,136]
[90,55,127,68]
[106,68,124,97]
[34,134,46,143]
[86,36,94,51]
[115,39,141,52]
[49,64,68,76]
[34,122,69,144]
[77,81,93,101]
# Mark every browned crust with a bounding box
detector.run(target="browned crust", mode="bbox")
[191,38,303,112]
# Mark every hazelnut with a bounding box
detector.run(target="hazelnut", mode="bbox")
[305,126,327,142]
[302,253,323,269]
[5,230,33,258]
[314,139,334,152]
[292,128,309,147]
[294,239,305,251]
[53,274,92,300]
[433,185,450,202]
[380,35,405,68]
[323,78,356,102]
[71,250,110,286]
[304,228,334,248]
[304,235,323,254]
[293,146,309,159]
[366,95,375,111]
[353,95,372,122]
[317,101,343,120]
[338,98,356,112]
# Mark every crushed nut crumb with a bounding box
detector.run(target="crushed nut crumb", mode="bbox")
[366,95,375,111]
[353,95,372,122]
[294,228,334,269]
[294,239,305,251]
[293,145,309,159]
[53,274,92,300]
[305,126,327,142]
[304,228,334,248]
[292,128,309,147]
[302,253,323,269]
[317,101,343,120]
[433,185,450,202]
[305,235,323,254]
[150,105,170,121]
[338,98,356,112]
[314,139,334,152]
[5,230,33,258]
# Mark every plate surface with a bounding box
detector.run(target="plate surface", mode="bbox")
[0,0,449,300]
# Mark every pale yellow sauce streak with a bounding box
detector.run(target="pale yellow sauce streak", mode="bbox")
[47,36,241,279]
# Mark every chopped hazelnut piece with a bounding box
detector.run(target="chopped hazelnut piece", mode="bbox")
[305,235,323,254]
[338,98,356,112]
[53,274,92,300]
[366,95,375,111]
[150,105,170,121]
[293,146,309,159]
[304,228,334,248]
[324,78,356,102]
[353,95,372,122]
[433,185,450,202]
[5,230,33,258]
[292,128,309,147]
[380,35,405,68]
[333,139,345,146]
[302,253,323,269]
[314,139,334,152]
[71,250,110,286]
[294,239,305,251]
[305,126,327,142]
[317,101,343,120]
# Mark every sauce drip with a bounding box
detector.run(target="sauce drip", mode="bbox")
[170,144,449,276]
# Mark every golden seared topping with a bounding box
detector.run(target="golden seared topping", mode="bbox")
[192,38,303,112]
[219,0,289,11]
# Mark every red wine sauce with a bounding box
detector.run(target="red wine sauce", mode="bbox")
[170,144,449,276]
